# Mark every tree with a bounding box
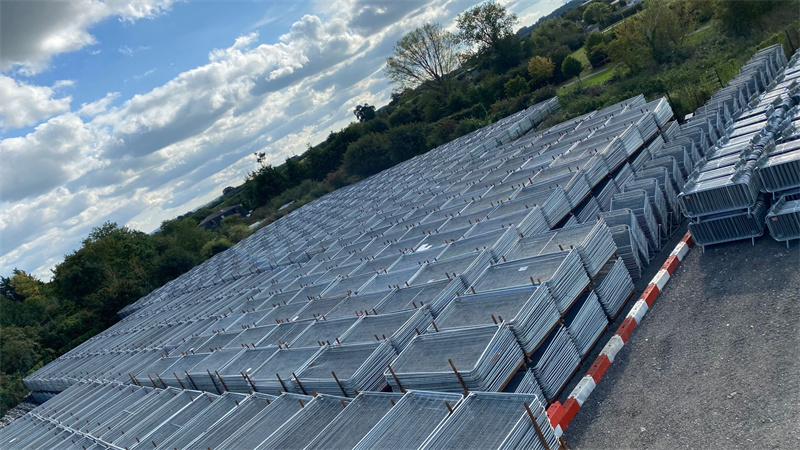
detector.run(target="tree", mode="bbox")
[715,0,779,35]
[386,123,430,163]
[583,2,611,26]
[384,23,463,91]
[456,1,518,54]
[342,133,392,177]
[562,56,584,81]
[504,76,529,98]
[353,103,376,122]
[527,56,555,86]
[244,164,289,208]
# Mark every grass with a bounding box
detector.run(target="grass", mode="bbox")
[568,47,593,73]
[557,64,619,94]
[684,21,715,47]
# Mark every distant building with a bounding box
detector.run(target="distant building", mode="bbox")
[198,205,248,229]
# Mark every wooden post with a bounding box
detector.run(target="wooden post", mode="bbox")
[147,374,158,389]
[332,371,348,398]
[523,402,551,450]
[445,401,454,415]
[293,372,308,395]
[386,364,405,393]
[448,359,469,396]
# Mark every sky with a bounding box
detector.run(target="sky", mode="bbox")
[0,0,568,279]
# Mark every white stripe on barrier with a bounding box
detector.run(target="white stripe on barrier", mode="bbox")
[627,299,649,324]
[570,375,597,406]
[600,335,625,363]
[670,241,689,260]
[652,269,671,291]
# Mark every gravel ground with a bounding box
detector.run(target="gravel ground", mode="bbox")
[564,234,800,449]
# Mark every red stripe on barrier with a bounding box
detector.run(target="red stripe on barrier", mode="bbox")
[615,317,637,343]
[546,401,565,428]
[680,231,693,247]
[662,255,680,275]
[586,354,611,384]
[640,284,660,307]
[560,397,581,429]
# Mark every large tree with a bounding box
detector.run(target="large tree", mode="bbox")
[583,2,611,26]
[384,23,463,91]
[456,0,518,54]
[527,56,555,87]
[353,103,376,122]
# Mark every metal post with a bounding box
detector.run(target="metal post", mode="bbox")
[448,359,469,396]
[276,373,289,393]
[184,371,198,390]
[332,371,348,398]
[293,372,308,395]
[155,373,168,389]
[215,371,230,392]
[147,374,159,389]
[523,402,551,450]
[241,372,258,392]
[387,364,405,393]
[173,372,186,390]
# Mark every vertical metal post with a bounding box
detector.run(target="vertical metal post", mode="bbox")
[448,359,469,396]
[523,402,551,450]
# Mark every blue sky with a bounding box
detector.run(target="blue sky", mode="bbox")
[0,0,567,278]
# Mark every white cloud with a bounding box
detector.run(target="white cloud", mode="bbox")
[0,0,558,281]
[0,0,175,75]
[0,75,72,130]
[119,45,151,57]
[0,113,98,201]
[77,92,121,118]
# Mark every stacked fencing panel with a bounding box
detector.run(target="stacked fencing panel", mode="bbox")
[671,46,797,248]
[25,79,758,446]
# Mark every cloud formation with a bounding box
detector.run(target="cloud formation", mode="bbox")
[1,0,550,279]
[0,75,72,130]
[0,0,175,75]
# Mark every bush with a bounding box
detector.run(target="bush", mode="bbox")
[388,107,417,127]
[343,133,392,177]
[504,75,530,98]
[387,123,431,163]
[586,43,609,67]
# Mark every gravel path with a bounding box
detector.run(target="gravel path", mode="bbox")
[564,235,800,449]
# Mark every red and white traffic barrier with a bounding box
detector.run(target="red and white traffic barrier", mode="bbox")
[546,231,695,436]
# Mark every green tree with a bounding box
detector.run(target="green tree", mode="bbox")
[342,133,392,177]
[385,23,464,91]
[583,2,611,26]
[456,1,519,54]
[586,44,609,67]
[504,75,529,98]
[561,56,584,81]
[353,103,376,122]
[388,107,417,127]
[715,0,780,35]
[244,163,289,208]
[386,123,430,163]
[527,56,555,87]
[0,326,41,374]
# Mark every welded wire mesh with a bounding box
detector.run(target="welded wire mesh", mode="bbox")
[353,391,464,450]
